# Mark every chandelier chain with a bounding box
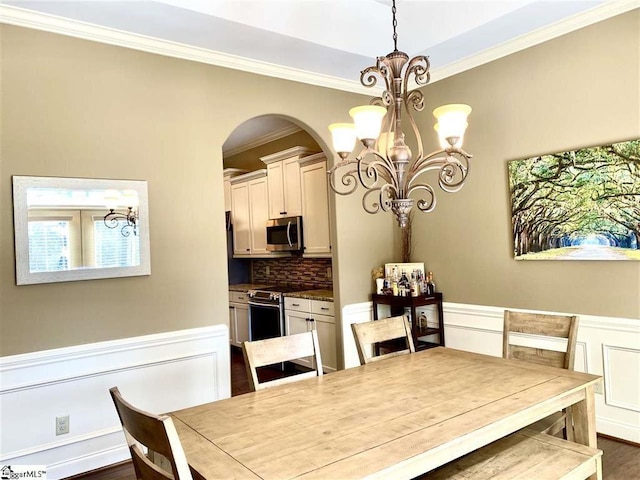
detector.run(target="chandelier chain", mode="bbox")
[392,0,398,52]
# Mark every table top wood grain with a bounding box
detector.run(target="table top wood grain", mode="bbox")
[171,347,601,480]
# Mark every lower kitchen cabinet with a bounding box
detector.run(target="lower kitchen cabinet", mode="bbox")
[284,297,336,372]
[229,291,250,347]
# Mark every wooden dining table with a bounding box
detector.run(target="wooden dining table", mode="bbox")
[170,347,601,479]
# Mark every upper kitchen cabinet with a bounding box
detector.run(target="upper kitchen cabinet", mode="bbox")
[300,153,332,257]
[223,168,247,211]
[261,147,317,219]
[230,170,269,257]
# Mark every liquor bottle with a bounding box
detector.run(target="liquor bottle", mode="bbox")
[399,270,410,297]
[410,271,419,297]
[427,271,436,296]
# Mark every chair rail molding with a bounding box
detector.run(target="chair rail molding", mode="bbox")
[0,325,230,479]
[341,300,640,444]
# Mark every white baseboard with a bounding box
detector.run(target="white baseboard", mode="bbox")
[0,325,230,479]
[341,301,640,444]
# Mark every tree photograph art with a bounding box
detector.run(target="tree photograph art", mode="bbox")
[508,139,640,260]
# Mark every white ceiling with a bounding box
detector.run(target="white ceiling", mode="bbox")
[1,0,635,154]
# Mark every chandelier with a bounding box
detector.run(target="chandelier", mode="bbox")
[328,0,473,229]
[103,190,139,236]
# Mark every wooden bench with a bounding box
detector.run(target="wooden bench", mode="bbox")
[420,429,602,479]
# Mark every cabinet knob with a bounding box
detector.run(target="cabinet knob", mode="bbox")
[280,211,287,215]
[321,307,329,311]
[246,248,250,252]
[292,303,300,307]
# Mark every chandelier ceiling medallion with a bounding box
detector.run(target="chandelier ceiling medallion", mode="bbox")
[328,0,473,228]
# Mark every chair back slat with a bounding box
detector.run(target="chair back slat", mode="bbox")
[242,330,323,391]
[503,310,579,370]
[352,315,415,365]
[110,387,193,480]
[130,445,174,480]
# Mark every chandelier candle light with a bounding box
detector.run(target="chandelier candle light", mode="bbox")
[328,0,473,229]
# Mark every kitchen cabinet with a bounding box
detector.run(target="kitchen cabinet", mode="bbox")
[284,297,336,372]
[299,154,332,257]
[261,146,316,219]
[230,170,269,257]
[229,291,250,347]
[223,168,247,212]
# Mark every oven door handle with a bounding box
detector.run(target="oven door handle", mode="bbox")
[248,301,282,309]
[286,221,293,247]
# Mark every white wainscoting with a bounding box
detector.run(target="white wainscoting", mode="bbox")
[0,325,230,479]
[341,301,640,443]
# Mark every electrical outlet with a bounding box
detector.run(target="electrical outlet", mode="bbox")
[266,266,270,275]
[326,267,332,279]
[594,382,603,395]
[56,415,70,435]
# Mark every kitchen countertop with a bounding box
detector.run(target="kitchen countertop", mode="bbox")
[228,283,275,292]
[284,289,333,302]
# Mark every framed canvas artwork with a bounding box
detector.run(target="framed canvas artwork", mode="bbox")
[508,139,639,260]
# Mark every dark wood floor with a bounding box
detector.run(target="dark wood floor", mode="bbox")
[70,348,640,480]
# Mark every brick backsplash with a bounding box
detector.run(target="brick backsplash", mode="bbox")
[252,257,333,290]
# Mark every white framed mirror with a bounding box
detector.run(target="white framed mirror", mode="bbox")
[12,176,151,285]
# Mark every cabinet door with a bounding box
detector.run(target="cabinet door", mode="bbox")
[235,304,250,345]
[300,160,331,256]
[229,306,238,346]
[267,162,285,219]
[230,183,251,255]
[282,157,302,217]
[285,310,314,369]
[224,178,232,212]
[249,177,269,255]
[312,314,337,373]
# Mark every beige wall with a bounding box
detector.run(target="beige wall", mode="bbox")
[2,10,638,357]
[409,10,640,319]
[0,25,387,356]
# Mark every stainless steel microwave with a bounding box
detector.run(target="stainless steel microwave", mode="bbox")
[266,216,303,252]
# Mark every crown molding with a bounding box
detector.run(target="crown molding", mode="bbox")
[224,125,303,157]
[427,0,639,85]
[0,4,373,95]
[2,2,637,94]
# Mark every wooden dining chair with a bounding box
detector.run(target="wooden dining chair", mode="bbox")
[109,386,193,480]
[242,330,323,391]
[352,314,415,365]
[503,310,579,439]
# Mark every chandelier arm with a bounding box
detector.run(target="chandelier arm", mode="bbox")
[408,154,471,193]
[439,161,470,193]
[406,183,437,213]
[402,97,425,170]
[362,186,394,214]
[328,161,361,196]
[407,148,472,179]
[361,57,393,93]
[355,148,398,190]
[405,55,431,88]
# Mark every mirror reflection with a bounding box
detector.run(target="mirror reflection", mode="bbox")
[13,176,151,285]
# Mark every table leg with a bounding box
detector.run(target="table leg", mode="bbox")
[570,384,599,480]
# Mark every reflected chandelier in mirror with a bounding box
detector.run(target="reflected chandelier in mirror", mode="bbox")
[12,176,151,285]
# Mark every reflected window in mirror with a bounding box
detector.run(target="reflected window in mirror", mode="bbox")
[13,176,151,285]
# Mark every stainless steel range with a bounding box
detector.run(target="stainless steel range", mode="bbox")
[247,286,305,341]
